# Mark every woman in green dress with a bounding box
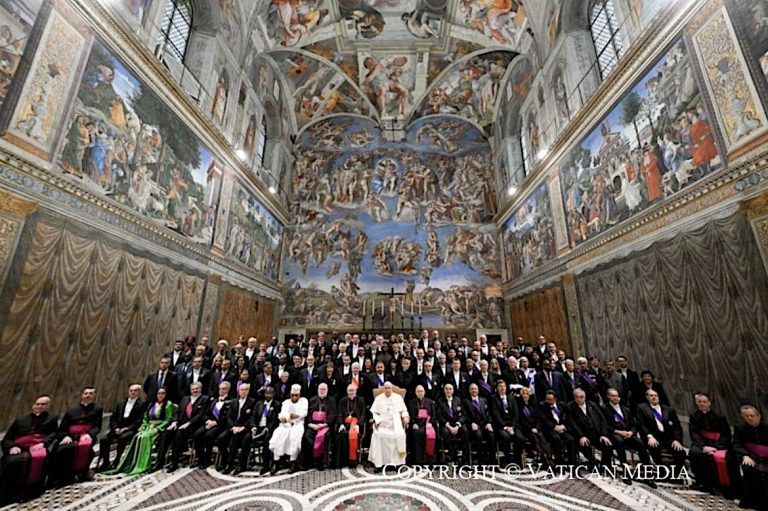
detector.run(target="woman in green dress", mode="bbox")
[106,387,174,476]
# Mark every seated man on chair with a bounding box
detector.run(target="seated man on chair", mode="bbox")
[566,388,613,472]
[464,383,495,465]
[602,387,654,486]
[97,384,144,471]
[368,381,409,471]
[163,381,208,472]
[335,384,366,468]
[407,384,438,465]
[217,383,256,474]
[50,387,103,486]
[301,382,337,471]
[248,386,280,475]
[636,389,686,483]
[269,384,308,473]
[688,392,740,498]
[734,404,768,510]
[0,395,58,505]
[437,382,470,464]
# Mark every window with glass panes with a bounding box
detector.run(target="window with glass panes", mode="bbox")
[157,0,193,62]
[589,0,625,79]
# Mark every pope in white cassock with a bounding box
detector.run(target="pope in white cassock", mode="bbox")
[269,384,308,463]
[368,381,409,469]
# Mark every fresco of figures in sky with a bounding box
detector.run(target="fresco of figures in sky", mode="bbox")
[283,115,503,329]
[559,38,722,247]
[360,53,416,117]
[417,51,515,128]
[225,181,284,281]
[271,50,369,128]
[503,182,556,281]
[457,0,528,46]
[58,40,220,246]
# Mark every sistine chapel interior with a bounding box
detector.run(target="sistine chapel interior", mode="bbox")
[0,0,767,510]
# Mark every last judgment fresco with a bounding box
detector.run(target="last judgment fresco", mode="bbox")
[282,115,502,329]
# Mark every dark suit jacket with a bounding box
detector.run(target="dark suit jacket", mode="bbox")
[559,372,582,403]
[107,399,145,433]
[489,393,518,430]
[538,400,569,435]
[179,368,211,397]
[445,371,470,398]
[516,398,543,435]
[437,396,467,428]
[534,371,565,402]
[502,368,528,389]
[175,395,209,429]
[463,396,491,427]
[252,373,276,398]
[164,350,191,372]
[566,401,608,438]
[299,367,321,397]
[601,403,637,435]
[209,370,238,398]
[415,372,442,401]
[223,397,257,429]
[59,402,103,439]
[636,403,683,444]
[472,372,496,399]
[689,410,731,450]
[144,370,180,404]
[250,399,281,431]
[203,397,233,427]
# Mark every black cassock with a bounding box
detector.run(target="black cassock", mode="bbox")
[335,396,365,467]
[51,402,103,485]
[301,396,337,468]
[734,420,768,510]
[688,410,741,497]
[0,411,59,504]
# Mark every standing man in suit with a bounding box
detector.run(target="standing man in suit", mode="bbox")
[179,356,211,397]
[566,389,613,471]
[616,356,640,410]
[210,359,238,398]
[144,357,180,404]
[447,358,469,399]
[416,360,441,401]
[97,384,144,471]
[534,359,564,402]
[437,383,470,463]
[162,381,208,472]
[636,389,686,480]
[299,355,320,399]
[473,360,496,399]
[165,340,191,372]
[465,383,495,464]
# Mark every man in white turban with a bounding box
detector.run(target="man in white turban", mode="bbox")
[269,384,308,473]
[368,381,409,470]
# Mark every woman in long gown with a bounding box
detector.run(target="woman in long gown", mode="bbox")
[106,387,174,476]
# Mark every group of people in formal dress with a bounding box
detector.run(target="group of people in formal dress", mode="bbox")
[1,331,766,510]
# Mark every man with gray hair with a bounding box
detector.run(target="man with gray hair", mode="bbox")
[566,388,613,471]
[193,381,232,469]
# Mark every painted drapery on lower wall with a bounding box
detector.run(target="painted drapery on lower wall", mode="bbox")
[577,212,768,421]
[282,115,502,330]
[0,216,204,424]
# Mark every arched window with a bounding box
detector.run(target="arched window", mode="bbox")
[255,115,267,168]
[156,0,193,62]
[589,0,625,79]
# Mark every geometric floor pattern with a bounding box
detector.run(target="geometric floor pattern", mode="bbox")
[0,466,741,511]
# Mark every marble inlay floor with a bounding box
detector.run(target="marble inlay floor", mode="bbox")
[0,465,741,511]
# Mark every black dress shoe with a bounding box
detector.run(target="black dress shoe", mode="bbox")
[232,468,242,476]
[270,466,278,475]
[260,467,270,475]
[167,465,178,473]
[220,466,232,475]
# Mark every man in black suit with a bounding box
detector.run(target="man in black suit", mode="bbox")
[602,387,654,485]
[534,359,564,402]
[616,356,640,410]
[502,357,527,389]
[165,340,191,372]
[437,382,470,463]
[97,384,144,471]
[367,360,391,394]
[490,379,523,465]
[416,361,441,401]
[253,361,276,399]
[162,381,209,472]
[179,356,211,397]
[144,357,180,404]
[217,383,256,474]
[335,384,366,468]
[301,383,337,470]
[539,390,576,465]
[193,382,232,469]
[209,359,238,398]
[636,389,686,479]
[566,389,613,471]
[465,383,495,464]
[407,384,439,465]
[299,355,320,398]
[446,358,470,399]
[473,360,496,399]
[559,359,581,404]
[246,386,281,475]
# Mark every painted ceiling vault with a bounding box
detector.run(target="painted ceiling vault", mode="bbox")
[251,0,536,132]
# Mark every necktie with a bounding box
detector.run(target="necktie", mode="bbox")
[547,372,552,386]
[502,398,508,411]
[473,399,480,410]
[158,371,164,387]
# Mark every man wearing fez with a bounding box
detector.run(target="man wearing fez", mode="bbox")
[0,395,58,504]
[335,384,366,468]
